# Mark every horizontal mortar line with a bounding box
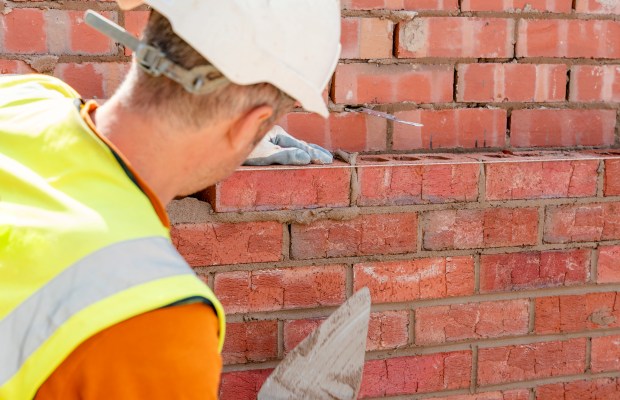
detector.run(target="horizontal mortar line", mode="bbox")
[193,239,620,274]
[341,9,620,21]
[3,2,123,11]
[223,283,620,322]
[0,55,132,64]
[220,329,620,373]
[372,371,620,400]
[180,195,620,224]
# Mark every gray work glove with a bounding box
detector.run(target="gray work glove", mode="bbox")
[244,125,333,166]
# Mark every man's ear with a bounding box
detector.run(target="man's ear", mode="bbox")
[227,105,274,153]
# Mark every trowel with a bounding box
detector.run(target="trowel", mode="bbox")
[257,287,371,399]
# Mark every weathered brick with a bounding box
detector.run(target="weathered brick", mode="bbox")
[575,0,620,14]
[283,310,409,352]
[354,256,475,303]
[544,202,620,243]
[332,63,453,104]
[605,158,620,196]
[598,246,620,283]
[342,0,459,10]
[485,159,599,200]
[291,213,417,259]
[1,9,46,53]
[397,17,515,58]
[219,369,271,400]
[480,249,590,292]
[536,378,620,400]
[222,321,278,365]
[392,108,507,150]
[462,0,572,12]
[477,339,587,386]
[357,154,479,206]
[591,335,620,372]
[171,222,283,266]
[415,300,529,345]
[341,17,394,59]
[424,208,538,250]
[278,111,387,152]
[0,59,34,74]
[205,163,350,212]
[213,265,346,314]
[517,19,620,58]
[457,63,567,102]
[359,351,472,398]
[535,292,620,334]
[44,10,118,55]
[432,391,530,400]
[570,65,620,102]
[511,109,617,147]
[53,62,130,99]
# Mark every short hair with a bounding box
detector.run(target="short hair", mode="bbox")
[122,10,295,133]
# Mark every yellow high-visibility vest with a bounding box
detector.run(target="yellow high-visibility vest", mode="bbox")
[0,74,225,400]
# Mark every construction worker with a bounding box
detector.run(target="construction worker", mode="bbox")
[0,1,340,399]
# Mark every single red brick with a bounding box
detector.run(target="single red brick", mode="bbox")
[396,17,515,58]
[359,351,472,398]
[434,391,530,400]
[0,60,34,74]
[354,256,475,303]
[205,163,350,212]
[53,62,130,99]
[222,320,278,365]
[342,0,459,10]
[535,292,620,334]
[576,0,620,14]
[284,310,409,352]
[124,10,150,55]
[598,246,620,283]
[510,109,616,147]
[291,213,417,259]
[570,65,620,102]
[332,63,453,104]
[393,108,507,150]
[68,11,117,54]
[591,335,620,372]
[357,155,479,206]
[517,19,620,58]
[462,0,572,12]
[480,249,590,293]
[477,338,587,386]
[485,159,599,200]
[278,111,387,152]
[605,159,620,196]
[2,9,46,53]
[213,265,346,314]
[171,221,282,266]
[415,300,529,345]
[219,369,272,400]
[536,378,620,400]
[424,208,538,250]
[457,63,567,102]
[544,202,620,243]
[341,17,394,59]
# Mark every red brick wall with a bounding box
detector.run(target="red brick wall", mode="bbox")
[3,1,620,399]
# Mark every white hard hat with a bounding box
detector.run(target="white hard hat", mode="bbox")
[114,0,341,117]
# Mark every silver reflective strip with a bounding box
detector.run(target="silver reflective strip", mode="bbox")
[0,236,196,385]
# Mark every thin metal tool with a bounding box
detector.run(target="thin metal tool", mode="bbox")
[345,107,424,127]
[257,288,371,400]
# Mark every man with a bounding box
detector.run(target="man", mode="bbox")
[0,1,340,398]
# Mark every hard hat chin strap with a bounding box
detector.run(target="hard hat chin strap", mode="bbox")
[84,10,229,95]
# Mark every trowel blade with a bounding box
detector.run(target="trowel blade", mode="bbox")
[257,287,371,400]
[345,107,424,127]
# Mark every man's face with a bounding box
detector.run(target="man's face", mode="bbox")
[175,121,271,197]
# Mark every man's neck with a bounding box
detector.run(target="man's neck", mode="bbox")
[89,98,182,205]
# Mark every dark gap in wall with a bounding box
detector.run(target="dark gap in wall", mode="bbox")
[453,65,459,103]
[565,67,571,102]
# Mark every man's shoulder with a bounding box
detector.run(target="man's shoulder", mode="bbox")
[0,74,81,108]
